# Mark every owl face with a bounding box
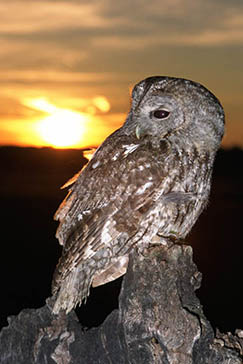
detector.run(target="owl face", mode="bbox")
[133,92,184,140]
[126,76,225,152]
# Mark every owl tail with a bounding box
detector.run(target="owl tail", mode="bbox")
[52,267,92,315]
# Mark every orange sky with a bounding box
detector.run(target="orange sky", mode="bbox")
[0,1,242,149]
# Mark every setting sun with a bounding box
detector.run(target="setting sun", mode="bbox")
[0,92,119,149]
[22,97,92,148]
[36,111,86,148]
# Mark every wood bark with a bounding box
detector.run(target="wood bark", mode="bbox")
[0,243,242,363]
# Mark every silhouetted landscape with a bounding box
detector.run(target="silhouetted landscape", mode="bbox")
[1,146,242,333]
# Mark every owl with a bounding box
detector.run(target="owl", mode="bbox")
[52,76,224,314]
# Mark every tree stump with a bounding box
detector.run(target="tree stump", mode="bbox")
[0,242,242,363]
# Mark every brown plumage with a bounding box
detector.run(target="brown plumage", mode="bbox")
[52,76,224,314]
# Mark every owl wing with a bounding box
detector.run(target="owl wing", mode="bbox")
[52,132,167,292]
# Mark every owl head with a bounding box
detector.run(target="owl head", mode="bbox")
[124,76,225,152]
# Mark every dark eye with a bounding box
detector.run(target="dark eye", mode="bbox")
[153,110,170,119]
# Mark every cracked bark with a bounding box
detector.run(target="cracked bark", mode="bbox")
[0,242,242,364]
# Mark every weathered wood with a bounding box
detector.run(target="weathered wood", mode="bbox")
[0,243,242,363]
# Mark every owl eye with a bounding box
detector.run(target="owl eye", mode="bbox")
[153,110,170,119]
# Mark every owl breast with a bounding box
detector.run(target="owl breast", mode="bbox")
[156,146,212,240]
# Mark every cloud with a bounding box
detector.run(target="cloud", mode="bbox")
[0,0,243,42]
[92,28,243,50]
[0,0,242,86]
[0,1,110,33]
[0,0,243,77]
[0,0,242,148]
[0,95,42,120]
[0,70,117,83]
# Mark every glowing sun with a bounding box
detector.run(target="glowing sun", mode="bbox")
[24,98,89,148]
[37,109,86,147]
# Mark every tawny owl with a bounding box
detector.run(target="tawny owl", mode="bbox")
[52,76,225,314]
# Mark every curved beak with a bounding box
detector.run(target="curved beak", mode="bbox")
[135,124,149,139]
[135,125,141,139]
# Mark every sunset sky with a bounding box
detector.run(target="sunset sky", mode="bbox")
[0,0,242,149]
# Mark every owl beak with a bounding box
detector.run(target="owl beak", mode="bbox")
[135,125,141,139]
[135,125,148,139]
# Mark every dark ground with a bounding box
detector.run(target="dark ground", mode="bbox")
[0,146,242,333]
